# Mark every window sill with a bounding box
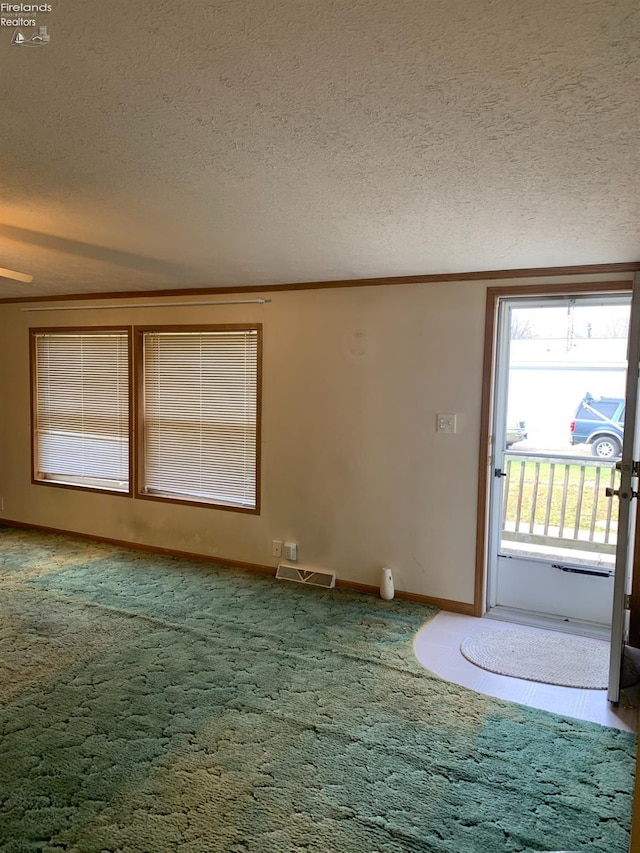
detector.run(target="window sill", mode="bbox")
[136,490,259,514]
[33,478,132,497]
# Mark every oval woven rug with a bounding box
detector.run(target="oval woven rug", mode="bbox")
[460,630,609,689]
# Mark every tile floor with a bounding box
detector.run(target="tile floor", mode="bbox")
[413,611,638,732]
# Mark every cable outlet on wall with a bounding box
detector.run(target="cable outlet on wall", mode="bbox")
[284,542,298,561]
[272,540,283,558]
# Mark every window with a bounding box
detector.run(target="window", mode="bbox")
[31,328,131,493]
[137,326,261,512]
[29,324,261,512]
[595,401,619,419]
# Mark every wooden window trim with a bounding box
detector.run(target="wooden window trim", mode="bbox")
[133,324,262,515]
[29,326,134,498]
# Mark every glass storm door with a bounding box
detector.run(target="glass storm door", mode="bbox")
[487,293,632,632]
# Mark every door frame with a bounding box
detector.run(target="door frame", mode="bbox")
[486,291,628,629]
[474,279,635,620]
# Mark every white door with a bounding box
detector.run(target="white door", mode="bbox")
[608,272,640,702]
[487,293,631,632]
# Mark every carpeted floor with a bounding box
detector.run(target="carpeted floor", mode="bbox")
[0,528,635,852]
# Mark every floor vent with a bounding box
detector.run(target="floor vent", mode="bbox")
[276,564,336,589]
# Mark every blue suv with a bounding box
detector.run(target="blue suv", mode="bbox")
[570,393,624,458]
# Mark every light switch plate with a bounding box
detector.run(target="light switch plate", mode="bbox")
[437,413,457,434]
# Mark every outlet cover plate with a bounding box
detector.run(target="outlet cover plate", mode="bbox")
[437,413,457,434]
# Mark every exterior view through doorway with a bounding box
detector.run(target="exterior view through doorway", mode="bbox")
[486,291,631,636]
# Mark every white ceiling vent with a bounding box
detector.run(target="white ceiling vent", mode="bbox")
[276,564,336,589]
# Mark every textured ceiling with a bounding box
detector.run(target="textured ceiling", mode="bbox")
[0,0,639,298]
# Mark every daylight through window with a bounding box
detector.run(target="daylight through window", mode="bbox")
[32,329,131,492]
[138,327,260,511]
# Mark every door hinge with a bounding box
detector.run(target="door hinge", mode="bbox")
[624,593,632,610]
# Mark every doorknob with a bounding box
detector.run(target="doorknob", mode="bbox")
[494,468,507,478]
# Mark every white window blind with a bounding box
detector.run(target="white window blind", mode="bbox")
[33,331,130,491]
[141,329,259,510]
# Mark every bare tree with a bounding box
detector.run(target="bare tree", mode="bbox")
[510,316,536,340]
[602,315,629,339]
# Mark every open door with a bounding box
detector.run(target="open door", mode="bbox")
[487,293,630,632]
[608,271,640,703]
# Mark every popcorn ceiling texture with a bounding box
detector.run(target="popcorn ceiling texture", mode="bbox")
[0,0,639,297]
[0,527,636,852]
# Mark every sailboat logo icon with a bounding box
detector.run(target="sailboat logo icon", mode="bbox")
[11,26,50,46]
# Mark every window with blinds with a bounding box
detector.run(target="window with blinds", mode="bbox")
[139,327,260,511]
[31,329,131,492]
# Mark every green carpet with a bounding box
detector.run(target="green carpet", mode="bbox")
[0,528,635,852]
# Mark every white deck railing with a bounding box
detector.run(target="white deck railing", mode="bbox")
[501,452,618,555]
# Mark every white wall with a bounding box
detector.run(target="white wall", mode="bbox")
[0,274,630,604]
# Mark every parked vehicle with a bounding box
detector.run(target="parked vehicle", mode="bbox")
[570,393,624,458]
[506,419,527,448]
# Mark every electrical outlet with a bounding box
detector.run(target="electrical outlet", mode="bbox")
[0,497,3,512]
[272,540,282,558]
[284,542,298,561]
